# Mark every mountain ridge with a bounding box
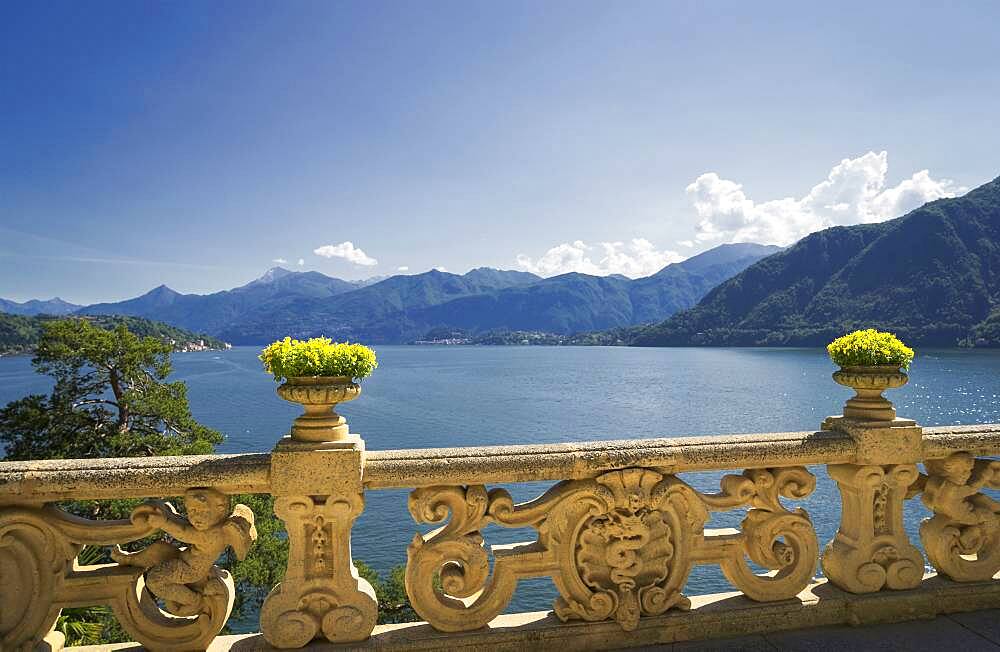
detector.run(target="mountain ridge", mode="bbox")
[0,297,81,316]
[217,246,777,343]
[631,176,1000,347]
[64,244,779,344]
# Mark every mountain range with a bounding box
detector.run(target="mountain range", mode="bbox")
[8,172,1000,349]
[7,178,1000,346]
[632,175,1000,347]
[0,297,81,316]
[4,242,779,345]
[373,243,781,340]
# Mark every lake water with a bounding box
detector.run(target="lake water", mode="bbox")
[3,345,1000,619]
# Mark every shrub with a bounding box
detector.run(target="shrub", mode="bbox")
[827,329,914,370]
[259,337,377,382]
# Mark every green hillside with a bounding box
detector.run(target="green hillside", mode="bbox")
[632,176,1000,347]
[0,313,227,356]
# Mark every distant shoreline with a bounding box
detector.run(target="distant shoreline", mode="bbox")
[0,343,231,359]
[215,342,991,352]
[0,312,230,358]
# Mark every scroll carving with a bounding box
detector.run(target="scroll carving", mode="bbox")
[1,489,254,652]
[0,506,77,651]
[822,464,924,593]
[920,452,1000,582]
[717,467,819,601]
[406,466,818,633]
[404,484,518,632]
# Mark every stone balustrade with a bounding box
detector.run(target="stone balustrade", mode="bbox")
[4,388,1000,650]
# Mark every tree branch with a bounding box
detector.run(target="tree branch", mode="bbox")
[107,368,129,433]
[71,399,120,410]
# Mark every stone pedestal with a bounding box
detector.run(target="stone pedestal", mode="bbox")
[821,462,924,593]
[821,370,925,594]
[277,377,360,443]
[260,436,378,648]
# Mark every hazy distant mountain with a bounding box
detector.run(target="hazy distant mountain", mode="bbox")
[462,267,542,287]
[78,267,359,334]
[220,245,778,343]
[244,266,295,286]
[0,297,81,316]
[628,243,783,324]
[632,176,1000,347]
[82,284,184,316]
[70,244,779,345]
[384,244,782,339]
[219,267,544,343]
[351,275,391,287]
[236,267,360,296]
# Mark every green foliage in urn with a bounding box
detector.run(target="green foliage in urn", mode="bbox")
[259,336,377,382]
[827,329,914,370]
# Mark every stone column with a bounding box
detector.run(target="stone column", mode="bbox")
[260,431,378,647]
[821,371,925,593]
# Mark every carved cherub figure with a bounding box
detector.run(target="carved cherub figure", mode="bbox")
[113,487,257,617]
[923,453,1000,527]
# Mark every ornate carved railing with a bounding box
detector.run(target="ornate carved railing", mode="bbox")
[3,385,1000,650]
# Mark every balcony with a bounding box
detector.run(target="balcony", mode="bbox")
[4,379,1000,651]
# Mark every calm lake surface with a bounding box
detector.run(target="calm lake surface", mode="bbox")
[3,345,1000,619]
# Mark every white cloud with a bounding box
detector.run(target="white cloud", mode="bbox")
[433,266,448,272]
[313,242,378,266]
[297,258,305,266]
[516,238,682,278]
[272,258,288,264]
[867,169,961,220]
[678,240,694,248]
[686,151,965,246]
[397,266,409,271]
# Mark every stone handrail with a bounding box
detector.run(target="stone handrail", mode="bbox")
[0,452,272,503]
[3,425,997,498]
[4,370,1000,651]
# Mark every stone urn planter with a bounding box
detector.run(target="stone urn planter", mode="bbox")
[277,376,360,442]
[832,365,908,422]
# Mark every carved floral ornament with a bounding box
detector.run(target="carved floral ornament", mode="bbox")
[0,488,255,652]
[405,466,818,632]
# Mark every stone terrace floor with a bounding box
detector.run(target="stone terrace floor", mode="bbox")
[660,609,1000,651]
[67,574,1000,652]
[70,608,1000,652]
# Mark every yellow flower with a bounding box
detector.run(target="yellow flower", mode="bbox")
[259,337,377,383]
[827,329,913,370]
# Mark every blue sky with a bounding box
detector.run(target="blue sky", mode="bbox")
[2,1,999,303]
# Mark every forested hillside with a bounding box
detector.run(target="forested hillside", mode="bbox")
[0,313,227,356]
[632,176,1000,347]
